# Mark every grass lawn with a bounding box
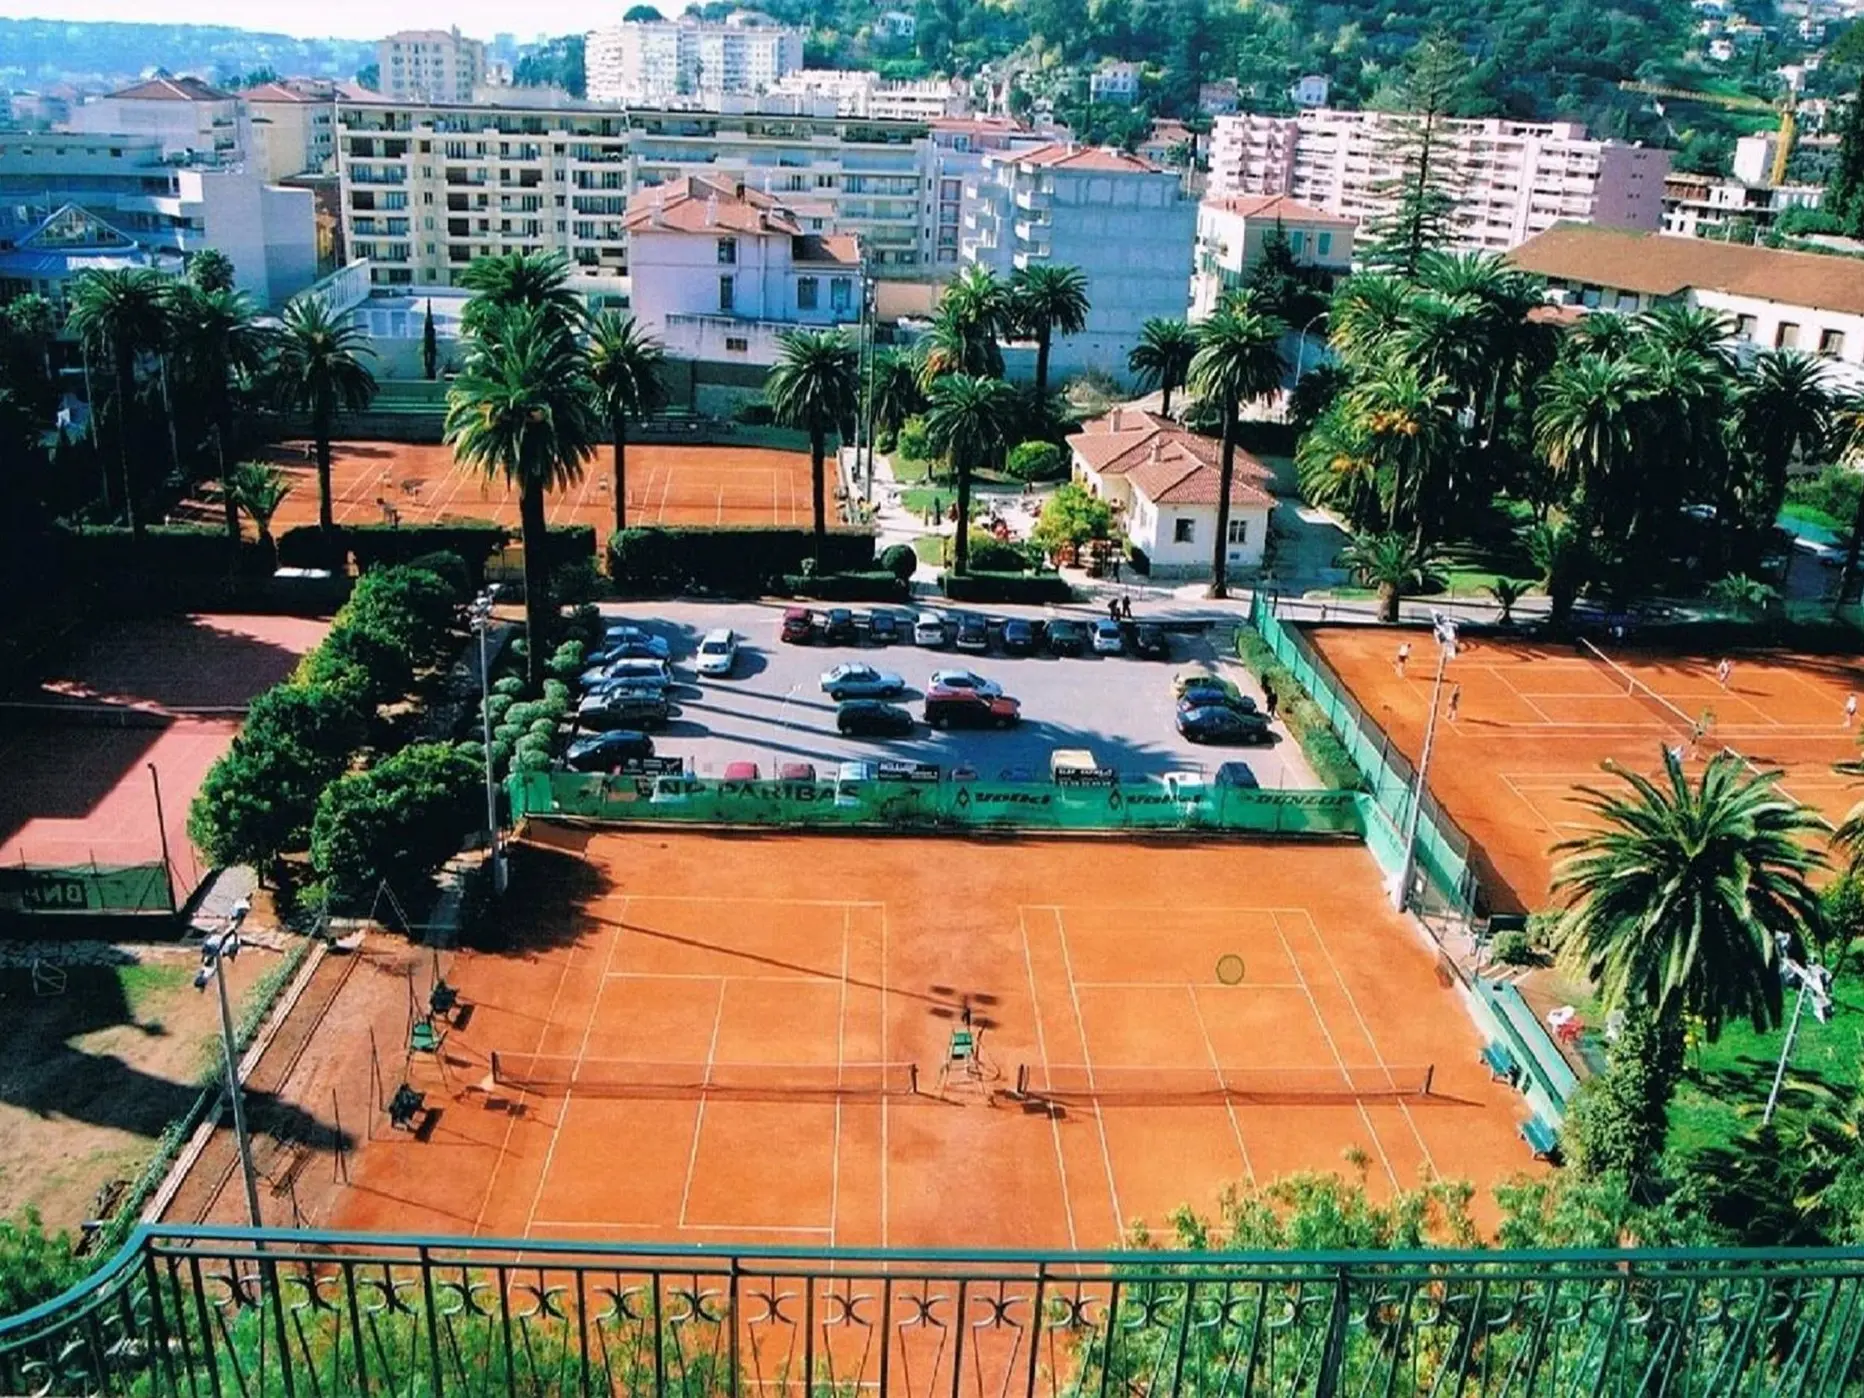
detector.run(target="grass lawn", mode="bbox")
[1782,502,1846,539]
[890,454,932,485]
[911,534,945,566]
[900,487,994,521]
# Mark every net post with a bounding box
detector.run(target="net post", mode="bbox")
[907,1062,918,1096]
[1422,1064,1434,1097]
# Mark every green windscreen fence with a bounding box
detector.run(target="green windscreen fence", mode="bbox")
[1250,594,1479,926]
[507,770,1367,838]
[0,863,173,915]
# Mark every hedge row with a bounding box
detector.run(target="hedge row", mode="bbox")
[937,571,1075,604]
[55,524,261,579]
[1232,625,1363,791]
[778,570,911,602]
[609,526,875,595]
[278,523,598,583]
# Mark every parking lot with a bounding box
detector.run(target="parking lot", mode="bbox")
[581,600,1321,789]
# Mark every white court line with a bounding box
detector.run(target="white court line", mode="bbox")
[1268,911,1399,1192]
[532,1220,833,1234]
[604,971,831,983]
[1495,773,1566,837]
[1185,986,1255,1186]
[676,979,729,1229]
[1075,980,1307,990]
[1018,906,1077,1251]
[616,894,885,907]
[880,902,890,1248]
[1052,907,1124,1234]
[831,905,849,1244]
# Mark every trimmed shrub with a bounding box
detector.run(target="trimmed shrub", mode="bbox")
[541,678,570,706]
[938,571,1074,603]
[513,747,552,772]
[55,523,255,583]
[734,401,775,426]
[547,639,587,678]
[896,416,931,463]
[277,522,512,581]
[552,557,604,605]
[309,742,480,903]
[1233,626,1361,791]
[527,717,558,741]
[1006,440,1067,483]
[1488,928,1537,967]
[539,525,598,574]
[942,532,1029,573]
[609,526,876,595]
[878,543,918,582]
[506,701,547,728]
[514,734,550,760]
[492,675,527,698]
[482,693,515,726]
[405,549,471,600]
[778,570,912,602]
[345,564,459,660]
[493,722,523,746]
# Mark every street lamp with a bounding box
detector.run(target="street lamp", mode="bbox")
[1392,613,1458,912]
[1764,934,1832,1124]
[1293,311,1328,386]
[468,589,508,894]
[196,901,263,1229]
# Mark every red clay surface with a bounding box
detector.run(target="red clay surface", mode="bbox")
[189,440,816,540]
[327,830,1535,1248]
[1308,627,1864,913]
[0,614,326,895]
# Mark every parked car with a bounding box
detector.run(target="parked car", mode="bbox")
[586,640,666,666]
[837,699,916,736]
[998,765,1037,783]
[1129,623,1171,661]
[1091,618,1125,655]
[1171,662,1222,696]
[930,668,1002,698]
[954,613,990,652]
[1177,677,1253,712]
[914,610,949,646]
[600,625,670,659]
[722,760,761,781]
[1178,704,1271,745]
[577,690,671,730]
[1001,618,1039,656]
[694,628,738,677]
[868,610,901,644]
[562,730,655,771]
[780,607,817,644]
[580,657,672,689]
[824,608,856,644]
[925,686,1021,729]
[1046,619,1088,656]
[777,761,818,782]
[1213,761,1260,789]
[820,662,907,700]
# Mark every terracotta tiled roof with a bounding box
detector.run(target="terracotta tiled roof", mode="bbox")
[623,175,803,237]
[1079,406,1175,435]
[1068,417,1272,482]
[1508,223,1864,319]
[1201,193,1353,226]
[108,75,232,102]
[1012,143,1163,174]
[1126,455,1274,508]
[793,232,862,264]
[242,81,324,104]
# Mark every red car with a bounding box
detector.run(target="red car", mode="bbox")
[722,760,762,780]
[780,607,816,644]
[924,685,1021,730]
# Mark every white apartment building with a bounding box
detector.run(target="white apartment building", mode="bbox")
[1510,223,1864,392]
[242,81,338,182]
[377,29,487,104]
[766,71,968,121]
[1289,75,1330,108]
[622,175,863,364]
[0,132,316,306]
[585,17,805,106]
[1208,109,1671,252]
[964,144,1196,384]
[69,76,246,162]
[1089,63,1140,105]
[929,116,1049,269]
[1191,194,1354,318]
[1662,170,1824,239]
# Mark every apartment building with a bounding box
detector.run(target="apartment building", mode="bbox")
[377,29,487,104]
[69,76,245,162]
[1208,109,1670,252]
[964,144,1196,384]
[766,70,968,121]
[0,131,317,306]
[929,116,1048,269]
[1089,63,1140,105]
[584,17,805,106]
[1661,170,1825,239]
[242,80,339,182]
[1191,194,1353,317]
[622,175,863,364]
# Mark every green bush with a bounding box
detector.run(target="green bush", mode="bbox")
[896,415,932,463]
[506,701,546,728]
[1233,627,1362,791]
[734,401,775,425]
[493,722,523,746]
[564,604,603,648]
[938,571,1074,603]
[943,531,1029,573]
[878,542,918,582]
[527,717,558,741]
[552,556,604,606]
[277,522,510,580]
[514,734,550,760]
[540,524,599,574]
[55,523,256,584]
[405,549,471,600]
[0,1208,81,1314]
[779,570,911,601]
[1488,928,1537,967]
[513,747,553,772]
[609,525,876,595]
[1006,440,1067,483]
[493,675,527,698]
[547,639,587,678]
[542,678,570,706]
[1561,1005,1682,1185]
[309,742,481,903]
[483,692,515,726]
[345,563,459,660]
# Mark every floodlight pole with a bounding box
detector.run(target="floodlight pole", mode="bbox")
[203,922,264,1230]
[1393,615,1456,912]
[472,592,507,894]
[1764,951,1829,1125]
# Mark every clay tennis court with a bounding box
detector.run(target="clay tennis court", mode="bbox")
[236,440,816,539]
[0,614,326,902]
[328,830,1532,1248]
[1308,627,1864,914]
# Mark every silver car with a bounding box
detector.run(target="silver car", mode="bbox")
[819,662,907,700]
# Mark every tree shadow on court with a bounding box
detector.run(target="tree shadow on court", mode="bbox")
[462,842,607,955]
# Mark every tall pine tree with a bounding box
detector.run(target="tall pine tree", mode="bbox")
[1827,77,1864,237]
[1361,32,1472,278]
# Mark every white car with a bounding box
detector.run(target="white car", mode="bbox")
[1091,618,1125,654]
[914,610,949,646]
[929,668,1002,699]
[694,628,737,676]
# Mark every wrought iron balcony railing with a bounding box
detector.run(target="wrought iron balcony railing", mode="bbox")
[4,1225,1864,1397]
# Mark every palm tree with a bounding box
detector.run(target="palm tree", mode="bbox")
[766,328,860,564]
[1010,263,1090,401]
[1294,400,1379,530]
[865,347,925,448]
[923,373,1017,576]
[1736,350,1831,537]
[586,311,667,538]
[1551,748,1827,1049]
[1524,515,1591,626]
[920,265,1009,388]
[1187,294,1287,597]
[446,302,601,687]
[187,248,237,294]
[458,249,585,337]
[68,267,170,533]
[1835,393,1864,610]
[1343,360,1455,542]
[1534,354,1642,531]
[1486,577,1530,625]
[1127,317,1196,417]
[1325,274,1415,365]
[224,461,291,568]
[166,282,271,541]
[272,297,377,532]
[1339,531,1441,623]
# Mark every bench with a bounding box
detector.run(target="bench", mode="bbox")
[1481,1041,1518,1081]
[388,1083,427,1130]
[1520,1114,1559,1161]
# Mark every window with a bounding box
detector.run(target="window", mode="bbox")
[717,237,737,264]
[830,277,852,312]
[1173,518,1196,544]
[719,275,735,312]
[1288,230,1305,255]
[1820,328,1846,357]
[1316,231,1332,256]
[1227,518,1249,545]
[725,336,749,353]
[1776,321,1800,349]
[796,276,819,310]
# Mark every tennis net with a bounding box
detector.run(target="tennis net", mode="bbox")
[1009,1062,1435,1106]
[1577,639,1701,735]
[487,1053,920,1100]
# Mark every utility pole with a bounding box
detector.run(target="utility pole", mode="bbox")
[1764,934,1832,1125]
[469,589,507,894]
[197,906,263,1230]
[1393,613,1457,912]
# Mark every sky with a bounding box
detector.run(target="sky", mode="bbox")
[0,1,680,41]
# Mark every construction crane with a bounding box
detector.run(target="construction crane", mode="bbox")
[1618,80,1797,186]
